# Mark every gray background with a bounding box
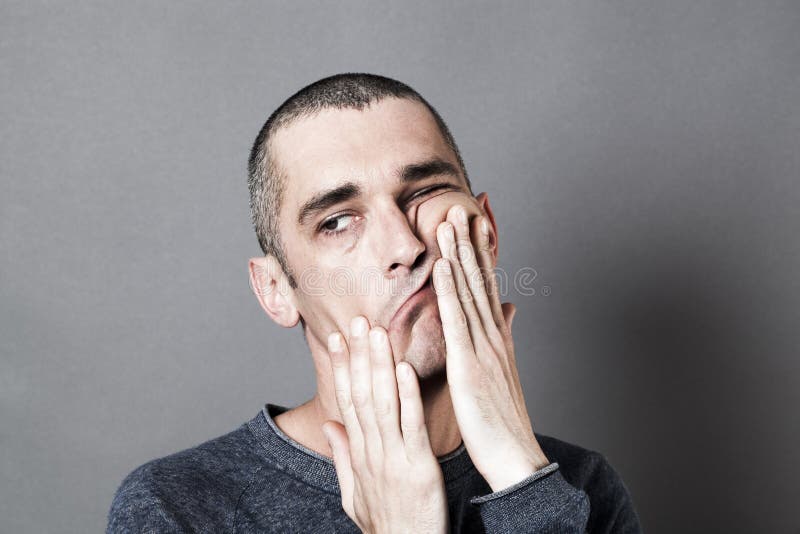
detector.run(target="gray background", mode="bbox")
[2,1,798,533]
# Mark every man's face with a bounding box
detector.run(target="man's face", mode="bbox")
[271,97,491,379]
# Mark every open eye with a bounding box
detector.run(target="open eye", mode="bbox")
[318,213,355,237]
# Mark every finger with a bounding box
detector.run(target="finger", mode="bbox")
[499,301,524,404]
[395,362,433,457]
[451,207,505,351]
[473,216,506,330]
[328,331,365,460]
[323,421,355,518]
[432,257,476,370]
[347,316,382,464]
[437,219,482,348]
[368,327,404,452]
[502,302,516,331]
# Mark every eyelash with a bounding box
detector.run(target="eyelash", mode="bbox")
[319,214,358,238]
[317,184,454,238]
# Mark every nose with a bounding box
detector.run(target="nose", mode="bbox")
[375,203,425,277]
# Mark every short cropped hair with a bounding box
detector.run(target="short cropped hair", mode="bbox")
[247,73,471,290]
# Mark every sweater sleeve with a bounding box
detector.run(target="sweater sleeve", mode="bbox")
[581,453,643,534]
[469,462,591,533]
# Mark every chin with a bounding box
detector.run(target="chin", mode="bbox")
[391,308,447,382]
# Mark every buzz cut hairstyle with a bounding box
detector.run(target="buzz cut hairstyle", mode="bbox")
[247,73,472,293]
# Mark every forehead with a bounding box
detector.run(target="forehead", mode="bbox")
[271,97,459,218]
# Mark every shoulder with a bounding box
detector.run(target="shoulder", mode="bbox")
[535,432,643,534]
[107,422,267,533]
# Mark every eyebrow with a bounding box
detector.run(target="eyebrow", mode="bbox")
[400,158,460,184]
[296,157,462,227]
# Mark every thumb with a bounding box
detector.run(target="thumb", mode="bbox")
[501,302,516,330]
[322,422,354,508]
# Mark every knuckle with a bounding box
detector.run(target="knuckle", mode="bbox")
[350,386,371,407]
[486,329,505,351]
[406,433,429,455]
[456,242,475,262]
[458,288,474,303]
[400,420,420,436]
[472,269,488,289]
[373,399,392,418]
[334,386,351,404]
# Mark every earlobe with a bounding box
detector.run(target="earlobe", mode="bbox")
[248,255,301,328]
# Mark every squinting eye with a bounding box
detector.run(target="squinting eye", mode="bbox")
[412,184,448,200]
[319,214,354,237]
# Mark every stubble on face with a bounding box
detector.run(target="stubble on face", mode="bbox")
[389,296,447,381]
[273,97,473,384]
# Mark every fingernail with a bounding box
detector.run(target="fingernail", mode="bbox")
[446,222,455,240]
[352,316,367,336]
[481,217,489,236]
[457,206,467,225]
[328,332,342,352]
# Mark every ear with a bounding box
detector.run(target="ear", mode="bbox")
[474,192,499,264]
[248,255,301,328]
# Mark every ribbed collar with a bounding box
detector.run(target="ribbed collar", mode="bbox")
[247,403,476,494]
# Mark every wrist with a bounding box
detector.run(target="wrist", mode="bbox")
[485,453,551,493]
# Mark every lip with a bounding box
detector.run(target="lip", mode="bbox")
[390,270,436,324]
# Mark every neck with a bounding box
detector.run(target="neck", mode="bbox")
[274,368,463,460]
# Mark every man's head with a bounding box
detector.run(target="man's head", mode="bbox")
[248,73,498,379]
[248,74,472,289]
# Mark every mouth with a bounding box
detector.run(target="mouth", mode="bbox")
[390,270,436,325]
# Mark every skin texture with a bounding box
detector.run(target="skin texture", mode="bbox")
[324,318,449,533]
[248,97,549,532]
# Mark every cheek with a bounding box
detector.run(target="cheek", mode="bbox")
[416,193,478,236]
[295,284,364,335]
[416,193,455,225]
[312,267,384,317]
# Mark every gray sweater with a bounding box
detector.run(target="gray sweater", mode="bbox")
[107,403,642,533]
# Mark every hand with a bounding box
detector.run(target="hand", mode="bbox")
[433,204,550,492]
[323,315,449,534]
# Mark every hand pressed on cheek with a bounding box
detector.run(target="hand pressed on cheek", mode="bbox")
[433,205,550,493]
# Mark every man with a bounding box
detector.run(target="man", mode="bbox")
[107,73,642,533]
